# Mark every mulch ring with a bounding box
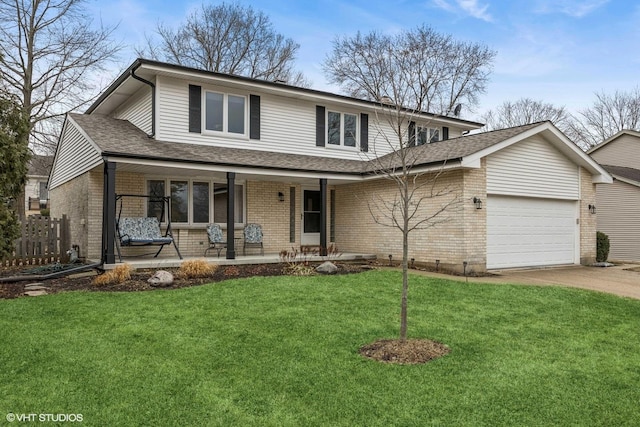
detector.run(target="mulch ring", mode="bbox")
[360,339,451,364]
[0,262,370,300]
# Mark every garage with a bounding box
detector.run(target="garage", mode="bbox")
[487,196,578,269]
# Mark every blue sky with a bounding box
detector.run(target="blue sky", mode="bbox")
[90,0,640,120]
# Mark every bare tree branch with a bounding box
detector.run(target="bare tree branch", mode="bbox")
[480,97,573,132]
[0,0,123,152]
[137,2,310,88]
[568,88,640,149]
[323,25,495,115]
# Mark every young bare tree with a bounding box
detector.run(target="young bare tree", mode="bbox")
[366,107,463,342]
[138,2,310,87]
[481,98,572,132]
[568,88,640,149]
[0,0,122,153]
[324,26,495,345]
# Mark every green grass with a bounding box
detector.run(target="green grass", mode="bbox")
[1,270,639,426]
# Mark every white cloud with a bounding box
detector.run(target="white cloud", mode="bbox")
[432,0,457,13]
[431,0,493,22]
[534,0,610,18]
[457,0,493,21]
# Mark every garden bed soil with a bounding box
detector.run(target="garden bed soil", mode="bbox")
[0,262,368,300]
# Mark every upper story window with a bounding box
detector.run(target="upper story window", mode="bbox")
[417,126,440,145]
[328,111,358,148]
[205,91,246,135]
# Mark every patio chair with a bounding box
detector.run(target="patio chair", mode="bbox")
[243,223,264,256]
[204,224,227,257]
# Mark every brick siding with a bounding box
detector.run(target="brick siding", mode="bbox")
[579,167,597,264]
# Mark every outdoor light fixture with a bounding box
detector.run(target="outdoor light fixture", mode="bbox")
[588,204,596,214]
[473,197,483,210]
[278,191,285,202]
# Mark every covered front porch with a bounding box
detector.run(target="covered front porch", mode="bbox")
[100,155,366,265]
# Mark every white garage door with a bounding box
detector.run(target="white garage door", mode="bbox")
[487,196,577,269]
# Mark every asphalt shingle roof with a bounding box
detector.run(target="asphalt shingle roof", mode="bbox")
[69,113,544,175]
[602,165,640,184]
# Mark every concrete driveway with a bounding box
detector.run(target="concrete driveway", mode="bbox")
[411,264,640,300]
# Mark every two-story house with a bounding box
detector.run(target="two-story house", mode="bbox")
[49,58,611,272]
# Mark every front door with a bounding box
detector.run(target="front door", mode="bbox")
[301,189,321,246]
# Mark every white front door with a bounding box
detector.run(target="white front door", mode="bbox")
[487,195,578,269]
[301,189,321,246]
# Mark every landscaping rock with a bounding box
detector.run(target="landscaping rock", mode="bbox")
[148,270,174,287]
[593,262,615,268]
[24,290,47,297]
[67,270,98,279]
[316,261,338,274]
[24,283,47,291]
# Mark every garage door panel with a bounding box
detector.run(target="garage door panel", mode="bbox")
[487,196,577,269]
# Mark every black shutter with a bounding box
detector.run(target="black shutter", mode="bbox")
[249,94,260,140]
[188,84,201,133]
[360,113,368,152]
[442,126,449,141]
[316,106,325,147]
[408,121,416,147]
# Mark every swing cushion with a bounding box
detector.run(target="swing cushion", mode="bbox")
[118,217,173,246]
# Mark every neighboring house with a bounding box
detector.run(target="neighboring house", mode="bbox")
[588,130,640,261]
[49,58,611,271]
[25,155,53,216]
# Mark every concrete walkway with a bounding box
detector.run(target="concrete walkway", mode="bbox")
[407,264,640,300]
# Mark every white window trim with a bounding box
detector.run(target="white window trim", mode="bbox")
[326,110,359,150]
[145,178,246,228]
[202,90,249,139]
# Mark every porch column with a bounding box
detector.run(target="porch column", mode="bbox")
[102,161,116,264]
[226,172,236,259]
[319,178,327,256]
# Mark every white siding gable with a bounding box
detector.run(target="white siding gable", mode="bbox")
[487,136,579,199]
[113,86,152,135]
[49,118,102,190]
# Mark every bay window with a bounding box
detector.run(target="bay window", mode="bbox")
[213,184,244,224]
[146,179,245,226]
[192,182,210,223]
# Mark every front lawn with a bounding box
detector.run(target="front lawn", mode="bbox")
[1,270,639,426]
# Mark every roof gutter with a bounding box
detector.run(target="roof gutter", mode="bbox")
[130,63,156,138]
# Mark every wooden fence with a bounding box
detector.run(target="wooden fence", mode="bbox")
[2,215,70,267]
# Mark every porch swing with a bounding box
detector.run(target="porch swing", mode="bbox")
[114,194,183,262]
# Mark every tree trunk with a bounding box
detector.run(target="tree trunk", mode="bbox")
[399,181,409,342]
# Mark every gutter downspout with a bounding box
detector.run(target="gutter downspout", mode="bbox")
[130,64,156,138]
